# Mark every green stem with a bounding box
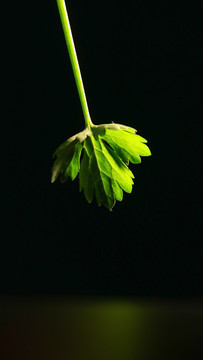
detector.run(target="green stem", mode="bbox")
[56,0,93,129]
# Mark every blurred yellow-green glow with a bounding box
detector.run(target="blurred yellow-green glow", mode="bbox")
[1,297,201,360]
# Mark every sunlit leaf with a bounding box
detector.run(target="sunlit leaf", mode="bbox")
[51,123,151,209]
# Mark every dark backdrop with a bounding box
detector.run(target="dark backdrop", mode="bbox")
[2,0,202,296]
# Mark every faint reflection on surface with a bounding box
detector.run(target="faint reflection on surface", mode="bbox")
[0,297,202,360]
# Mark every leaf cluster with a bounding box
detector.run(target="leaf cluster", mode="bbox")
[51,123,151,209]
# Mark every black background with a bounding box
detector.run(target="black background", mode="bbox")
[2,0,202,297]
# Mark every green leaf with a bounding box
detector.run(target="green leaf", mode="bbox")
[51,128,91,183]
[79,144,94,204]
[61,142,83,182]
[51,123,151,209]
[102,128,150,165]
[51,139,76,184]
[79,135,134,209]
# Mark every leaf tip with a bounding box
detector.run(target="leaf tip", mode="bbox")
[51,170,57,184]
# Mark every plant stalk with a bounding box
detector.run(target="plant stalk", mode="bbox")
[56,0,93,129]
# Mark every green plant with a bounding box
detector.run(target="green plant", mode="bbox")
[52,0,151,210]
